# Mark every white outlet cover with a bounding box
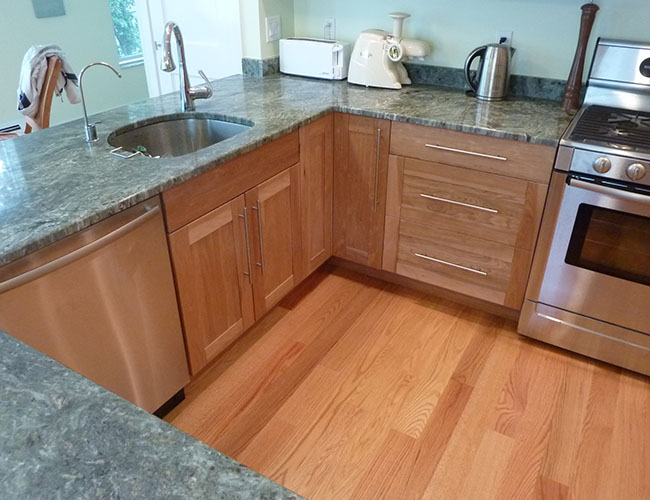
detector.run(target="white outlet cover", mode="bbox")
[266,15,282,43]
[324,18,336,40]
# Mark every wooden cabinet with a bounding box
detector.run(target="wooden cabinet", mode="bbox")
[390,121,556,184]
[333,113,391,269]
[169,166,301,375]
[298,115,333,278]
[169,195,255,375]
[246,167,301,318]
[384,123,554,310]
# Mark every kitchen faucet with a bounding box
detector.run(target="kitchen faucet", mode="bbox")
[161,22,213,112]
[79,62,122,142]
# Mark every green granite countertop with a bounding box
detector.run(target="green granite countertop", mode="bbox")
[0,330,303,499]
[0,74,572,267]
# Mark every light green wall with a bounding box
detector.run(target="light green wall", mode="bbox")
[239,1,263,59]
[1,0,149,128]
[240,0,294,59]
[293,0,649,80]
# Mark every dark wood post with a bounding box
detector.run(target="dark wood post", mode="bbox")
[562,3,600,113]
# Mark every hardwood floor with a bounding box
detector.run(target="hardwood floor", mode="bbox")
[166,265,650,500]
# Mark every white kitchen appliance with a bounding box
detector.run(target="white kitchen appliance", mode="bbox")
[348,12,431,90]
[279,38,351,80]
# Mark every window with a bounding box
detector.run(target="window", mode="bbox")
[109,0,143,66]
[565,204,650,286]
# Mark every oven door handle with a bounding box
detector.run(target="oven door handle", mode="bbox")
[568,178,650,205]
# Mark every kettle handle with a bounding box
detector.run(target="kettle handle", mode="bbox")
[464,45,487,92]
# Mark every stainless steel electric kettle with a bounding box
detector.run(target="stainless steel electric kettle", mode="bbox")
[464,43,515,101]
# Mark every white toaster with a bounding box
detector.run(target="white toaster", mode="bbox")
[279,38,351,80]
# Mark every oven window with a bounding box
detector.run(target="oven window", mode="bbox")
[565,204,650,286]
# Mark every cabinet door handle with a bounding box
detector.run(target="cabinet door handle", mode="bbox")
[414,252,487,276]
[419,193,498,214]
[238,207,252,283]
[373,128,381,211]
[424,143,507,161]
[252,200,264,272]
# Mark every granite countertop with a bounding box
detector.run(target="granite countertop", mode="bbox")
[0,74,572,267]
[0,330,303,500]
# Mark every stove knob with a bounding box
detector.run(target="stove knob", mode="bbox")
[593,157,612,173]
[626,163,647,181]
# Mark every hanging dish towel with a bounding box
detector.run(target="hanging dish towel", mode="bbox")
[17,44,81,118]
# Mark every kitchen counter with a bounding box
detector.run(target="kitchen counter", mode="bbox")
[0,330,303,499]
[0,74,572,267]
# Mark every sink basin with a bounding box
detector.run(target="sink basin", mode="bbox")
[107,114,252,158]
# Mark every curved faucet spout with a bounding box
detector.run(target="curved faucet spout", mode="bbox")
[79,62,122,143]
[161,22,213,112]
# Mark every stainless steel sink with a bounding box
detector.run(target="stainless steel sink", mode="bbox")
[107,114,252,158]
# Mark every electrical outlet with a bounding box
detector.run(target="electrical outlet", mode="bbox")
[324,18,336,40]
[497,30,513,46]
[266,15,282,42]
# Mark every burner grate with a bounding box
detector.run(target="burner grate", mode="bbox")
[568,106,650,152]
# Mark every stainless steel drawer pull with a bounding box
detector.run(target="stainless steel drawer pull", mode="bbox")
[252,200,265,272]
[414,253,488,276]
[419,194,498,214]
[238,207,252,283]
[373,128,381,211]
[424,143,507,161]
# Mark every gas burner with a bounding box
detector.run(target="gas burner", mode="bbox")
[567,106,650,154]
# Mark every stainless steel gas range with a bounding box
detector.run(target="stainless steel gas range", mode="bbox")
[519,39,650,376]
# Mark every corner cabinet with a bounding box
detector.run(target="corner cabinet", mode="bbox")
[299,114,334,278]
[333,113,391,269]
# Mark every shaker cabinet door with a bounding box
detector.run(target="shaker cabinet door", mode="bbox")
[333,113,391,269]
[298,114,334,279]
[246,166,301,319]
[168,195,254,375]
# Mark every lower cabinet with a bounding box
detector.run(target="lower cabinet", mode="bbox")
[299,114,333,278]
[168,195,255,375]
[246,167,301,319]
[333,113,391,269]
[169,165,300,375]
[382,153,549,310]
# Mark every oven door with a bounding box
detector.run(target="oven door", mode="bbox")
[533,172,650,334]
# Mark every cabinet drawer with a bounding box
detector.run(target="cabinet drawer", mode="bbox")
[390,122,555,184]
[399,157,543,250]
[396,218,531,308]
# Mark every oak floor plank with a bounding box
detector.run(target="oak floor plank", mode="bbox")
[540,356,593,486]
[569,366,620,500]
[535,476,570,500]
[350,429,418,500]
[494,345,566,499]
[401,378,474,500]
[458,430,515,500]
[601,371,650,500]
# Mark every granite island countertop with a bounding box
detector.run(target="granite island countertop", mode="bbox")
[0,330,303,500]
[0,73,572,267]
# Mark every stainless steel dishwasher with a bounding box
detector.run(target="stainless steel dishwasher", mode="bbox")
[0,196,190,414]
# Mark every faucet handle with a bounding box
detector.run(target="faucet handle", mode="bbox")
[197,70,213,98]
